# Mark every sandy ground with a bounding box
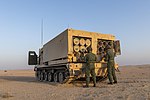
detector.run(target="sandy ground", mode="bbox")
[0,65,150,100]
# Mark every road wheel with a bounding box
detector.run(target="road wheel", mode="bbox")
[37,71,41,81]
[63,71,70,83]
[64,71,69,79]
[43,72,48,81]
[40,72,44,81]
[48,72,52,82]
[58,72,64,83]
[53,72,58,83]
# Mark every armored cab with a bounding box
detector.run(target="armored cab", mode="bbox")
[28,28,121,83]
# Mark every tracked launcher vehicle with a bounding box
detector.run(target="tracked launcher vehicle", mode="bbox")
[28,28,121,83]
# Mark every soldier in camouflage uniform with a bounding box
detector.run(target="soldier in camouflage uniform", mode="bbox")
[105,43,117,85]
[84,47,97,87]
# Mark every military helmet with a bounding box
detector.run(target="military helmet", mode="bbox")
[108,41,113,46]
[105,45,111,50]
[87,46,92,52]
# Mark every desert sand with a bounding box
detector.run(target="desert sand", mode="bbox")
[0,65,150,100]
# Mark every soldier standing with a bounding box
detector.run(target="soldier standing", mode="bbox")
[84,47,97,87]
[106,43,117,85]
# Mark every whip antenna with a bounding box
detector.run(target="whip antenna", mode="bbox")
[41,19,43,47]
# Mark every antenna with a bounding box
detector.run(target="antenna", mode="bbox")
[41,19,43,47]
[68,24,69,29]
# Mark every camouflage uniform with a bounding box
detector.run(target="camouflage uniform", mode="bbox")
[106,47,117,84]
[80,52,86,62]
[85,47,97,87]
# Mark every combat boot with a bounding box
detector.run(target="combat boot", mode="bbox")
[93,84,96,87]
[83,85,89,88]
[113,81,117,84]
[108,82,113,85]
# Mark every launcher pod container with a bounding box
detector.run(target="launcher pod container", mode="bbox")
[28,29,121,83]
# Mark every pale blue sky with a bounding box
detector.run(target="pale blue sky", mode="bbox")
[0,0,150,69]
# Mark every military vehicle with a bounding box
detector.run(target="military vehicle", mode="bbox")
[28,28,121,83]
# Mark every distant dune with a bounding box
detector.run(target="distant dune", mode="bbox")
[0,65,150,100]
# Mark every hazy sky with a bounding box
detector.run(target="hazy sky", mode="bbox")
[0,0,150,69]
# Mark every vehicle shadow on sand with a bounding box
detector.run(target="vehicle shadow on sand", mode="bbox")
[0,76,103,87]
[0,76,59,86]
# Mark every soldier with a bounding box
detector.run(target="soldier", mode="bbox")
[84,46,97,87]
[105,43,117,85]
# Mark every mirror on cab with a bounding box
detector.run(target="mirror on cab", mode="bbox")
[28,51,37,65]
